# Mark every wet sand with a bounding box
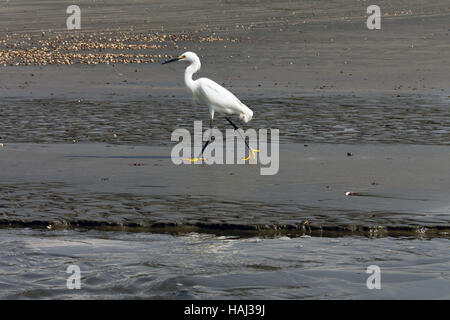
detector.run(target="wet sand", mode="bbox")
[1,142,449,236]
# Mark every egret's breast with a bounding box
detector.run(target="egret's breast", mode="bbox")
[191,90,203,104]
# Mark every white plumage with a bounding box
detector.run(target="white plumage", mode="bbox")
[163,51,253,124]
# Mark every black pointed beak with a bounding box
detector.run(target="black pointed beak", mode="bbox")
[162,57,180,65]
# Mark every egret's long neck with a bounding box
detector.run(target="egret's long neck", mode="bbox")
[184,60,200,93]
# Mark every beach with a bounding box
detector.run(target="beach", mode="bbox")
[0,0,449,299]
[1,0,450,99]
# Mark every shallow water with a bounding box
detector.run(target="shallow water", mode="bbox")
[0,94,448,146]
[0,228,449,299]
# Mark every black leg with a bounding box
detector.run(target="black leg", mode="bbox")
[201,140,210,154]
[201,117,214,155]
[225,117,250,150]
[225,117,239,130]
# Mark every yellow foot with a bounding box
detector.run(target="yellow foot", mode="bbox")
[242,147,260,161]
[182,157,206,163]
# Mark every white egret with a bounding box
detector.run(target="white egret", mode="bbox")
[162,51,259,161]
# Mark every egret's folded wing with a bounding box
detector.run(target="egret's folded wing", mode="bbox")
[196,78,245,112]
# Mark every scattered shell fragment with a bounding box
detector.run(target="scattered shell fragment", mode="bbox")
[133,163,145,166]
[0,31,242,66]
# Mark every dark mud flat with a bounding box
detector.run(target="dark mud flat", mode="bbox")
[0,142,448,237]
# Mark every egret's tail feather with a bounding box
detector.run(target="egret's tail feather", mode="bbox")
[239,103,253,123]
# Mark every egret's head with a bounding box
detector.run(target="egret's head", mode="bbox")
[162,51,200,65]
[179,52,199,63]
